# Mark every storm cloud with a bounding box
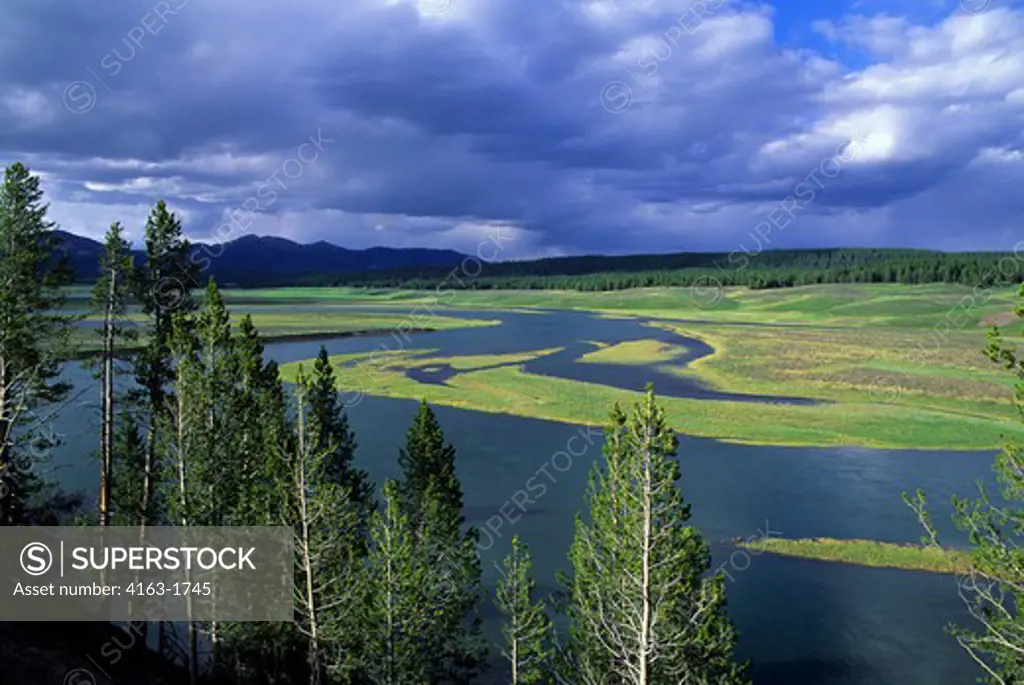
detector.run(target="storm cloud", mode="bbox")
[2,0,1022,258]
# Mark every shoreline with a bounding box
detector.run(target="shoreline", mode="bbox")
[736,537,973,575]
[69,326,437,361]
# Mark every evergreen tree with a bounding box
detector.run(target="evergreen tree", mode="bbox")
[110,410,146,525]
[308,345,372,517]
[161,286,261,681]
[361,480,435,685]
[496,535,552,685]
[133,199,196,529]
[0,161,74,525]
[398,399,463,538]
[189,279,238,528]
[89,222,136,526]
[187,278,257,676]
[217,314,299,683]
[288,366,363,685]
[233,314,291,525]
[163,309,202,685]
[397,400,487,682]
[562,386,747,685]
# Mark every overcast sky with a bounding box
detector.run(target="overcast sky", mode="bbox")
[2,0,1023,258]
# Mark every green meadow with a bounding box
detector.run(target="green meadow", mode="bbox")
[71,282,1023,448]
[71,306,499,353]
[277,341,1023,450]
[739,537,973,575]
[219,283,1023,330]
[263,283,1023,450]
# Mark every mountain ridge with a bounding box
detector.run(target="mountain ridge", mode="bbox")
[54,230,469,286]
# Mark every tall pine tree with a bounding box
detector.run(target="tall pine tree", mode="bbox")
[307,346,372,518]
[133,199,196,528]
[288,366,363,685]
[361,480,433,684]
[562,386,747,685]
[232,314,291,525]
[89,222,136,526]
[163,308,202,685]
[0,162,74,525]
[397,400,487,683]
[496,535,552,685]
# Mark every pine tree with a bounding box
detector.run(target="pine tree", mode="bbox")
[89,222,136,526]
[562,386,747,685]
[397,400,487,682]
[288,366,363,685]
[0,162,74,525]
[163,309,202,685]
[398,399,463,538]
[219,314,299,683]
[161,286,253,682]
[189,279,237,528]
[233,314,291,525]
[188,279,252,676]
[307,345,372,518]
[110,410,146,525]
[496,535,552,685]
[133,199,196,529]
[361,480,434,685]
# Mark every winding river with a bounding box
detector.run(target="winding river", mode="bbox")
[49,307,993,684]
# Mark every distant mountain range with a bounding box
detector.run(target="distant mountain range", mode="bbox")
[55,230,468,286]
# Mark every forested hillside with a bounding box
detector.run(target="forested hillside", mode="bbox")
[328,248,1024,291]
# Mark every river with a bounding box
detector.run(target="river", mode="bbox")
[46,307,993,684]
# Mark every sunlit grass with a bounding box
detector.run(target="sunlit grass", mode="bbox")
[578,340,691,365]
[68,282,1024,449]
[740,537,972,575]
[72,309,498,352]
[656,323,1018,423]
[278,346,1024,450]
[207,283,1024,332]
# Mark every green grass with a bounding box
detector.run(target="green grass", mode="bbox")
[277,345,1024,450]
[211,283,1023,331]
[739,537,973,575]
[652,322,1019,424]
[261,283,1024,449]
[578,340,691,365]
[70,282,1024,448]
[71,309,499,353]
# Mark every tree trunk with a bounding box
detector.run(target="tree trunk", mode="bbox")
[176,390,198,685]
[511,614,519,685]
[638,440,653,685]
[140,402,156,527]
[99,268,115,526]
[0,355,9,469]
[187,616,198,685]
[297,401,322,685]
[510,542,520,685]
[0,355,10,522]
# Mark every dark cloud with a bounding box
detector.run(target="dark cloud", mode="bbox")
[2,0,1023,257]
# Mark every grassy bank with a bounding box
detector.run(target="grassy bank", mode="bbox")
[740,537,972,575]
[212,283,1023,331]
[578,339,693,365]
[71,309,499,353]
[74,282,1018,449]
[277,343,1024,449]
[652,321,1017,423]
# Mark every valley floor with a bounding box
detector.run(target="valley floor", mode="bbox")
[231,283,1024,451]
